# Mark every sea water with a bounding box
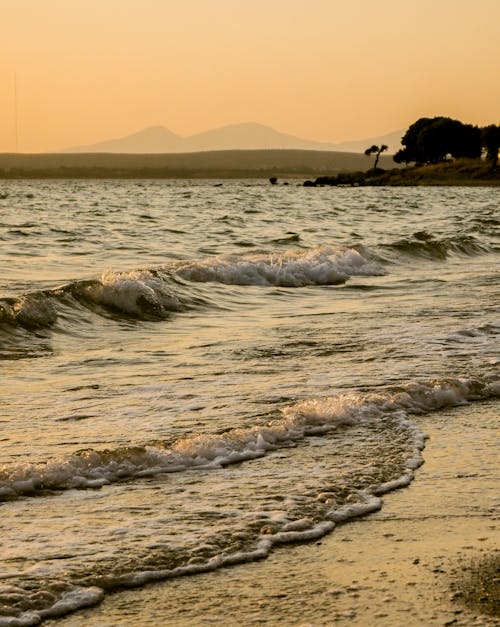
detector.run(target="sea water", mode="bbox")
[0,181,498,625]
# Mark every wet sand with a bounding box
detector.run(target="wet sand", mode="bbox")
[50,399,499,626]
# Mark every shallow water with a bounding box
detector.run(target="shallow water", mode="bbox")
[0,181,498,625]
[47,400,500,627]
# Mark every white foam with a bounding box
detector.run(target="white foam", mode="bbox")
[39,587,104,619]
[0,586,104,627]
[176,245,384,287]
[1,377,495,501]
[328,494,383,522]
[82,270,181,316]
[102,519,337,592]
[0,613,40,626]
[271,520,335,543]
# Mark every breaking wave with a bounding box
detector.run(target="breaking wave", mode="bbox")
[0,234,492,351]
[68,270,185,319]
[0,270,191,336]
[176,245,385,286]
[1,233,488,336]
[1,376,496,501]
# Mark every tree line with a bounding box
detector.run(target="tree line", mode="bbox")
[365,117,499,169]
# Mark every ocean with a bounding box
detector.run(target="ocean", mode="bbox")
[0,180,498,625]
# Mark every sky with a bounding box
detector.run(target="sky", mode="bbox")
[2,0,499,152]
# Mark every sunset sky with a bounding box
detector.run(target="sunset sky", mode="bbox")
[2,0,499,153]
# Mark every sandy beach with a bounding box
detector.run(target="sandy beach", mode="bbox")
[48,398,499,626]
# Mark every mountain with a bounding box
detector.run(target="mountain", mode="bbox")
[333,129,403,154]
[181,123,337,152]
[65,126,186,154]
[63,123,403,154]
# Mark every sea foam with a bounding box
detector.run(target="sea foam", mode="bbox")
[0,376,495,502]
[176,245,384,287]
[79,270,183,317]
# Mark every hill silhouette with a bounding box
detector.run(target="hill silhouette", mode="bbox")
[62,123,403,154]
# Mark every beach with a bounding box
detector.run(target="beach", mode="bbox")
[48,399,499,626]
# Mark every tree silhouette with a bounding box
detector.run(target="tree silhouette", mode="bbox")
[393,148,410,166]
[395,117,432,165]
[394,117,481,165]
[364,144,388,169]
[482,125,500,169]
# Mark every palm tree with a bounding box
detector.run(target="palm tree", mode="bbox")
[364,144,388,169]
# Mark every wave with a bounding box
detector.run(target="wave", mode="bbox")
[176,245,385,286]
[0,375,498,625]
[0,246,383,346]
[0,270,192,336]
[0,270,201,361]
[1,376,496,502]
[0,294,58,330]
[0,233,492,352]
[0,245,382,331]
[68,270,185,319]
[380,232,489,260]
[2,231,488,335]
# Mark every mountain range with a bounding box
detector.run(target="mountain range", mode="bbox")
[63,123,403,155]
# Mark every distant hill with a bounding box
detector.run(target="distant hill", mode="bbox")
[62,123,403,155]
[333,129,404,154]
[66,126,187,153]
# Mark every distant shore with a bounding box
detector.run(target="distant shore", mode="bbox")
[303,159,500,187]
[0,153,498,186]
[0,149,395,180]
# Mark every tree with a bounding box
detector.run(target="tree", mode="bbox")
[454,123,482,159]
[393,148,410,166]
[482,125,500,168]
[394,117,481,165]
[395,117,433,164]
[364,144,388,169]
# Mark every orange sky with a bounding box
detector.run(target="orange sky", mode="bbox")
[2,0,499,152]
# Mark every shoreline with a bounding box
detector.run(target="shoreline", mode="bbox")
[0,154,498,185]
[1,175,498,185]
[303,160,500,187]
[49,399,499,626]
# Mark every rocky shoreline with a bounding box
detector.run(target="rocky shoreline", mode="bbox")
[302,160,500,187]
